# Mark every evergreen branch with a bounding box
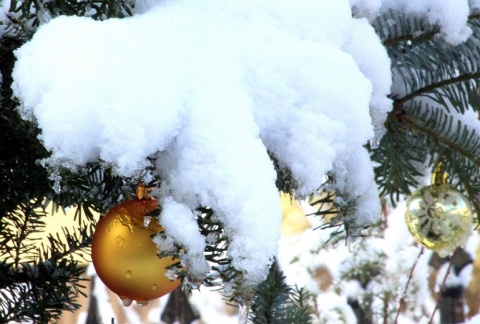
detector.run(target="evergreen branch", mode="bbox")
[395,71,480,107]
[382,26,439,47]
[371,125,426,200]
[161,206,245,297]
[0,258,86,322]
[373,10,439,47]
[309,190,338,226]
[4,0,136,36]
[249,267,314,324]
[41,224,94,263]
[443,154,480,219]
[268,151,298,196]
[471,13,480,19]
[399,109,480,167]
[382,27,440,46]
[376,11,480,48]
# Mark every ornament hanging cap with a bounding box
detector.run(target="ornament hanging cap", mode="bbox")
[432,161,447,185]
[136,183,154,200]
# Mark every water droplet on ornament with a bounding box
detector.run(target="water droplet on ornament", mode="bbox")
[108,218,119,232]
[121,297,133,307]
[136,299,150,307]
[144,216,151,228]
[116,234,127,247]
[151,284,157,290]
[118,214,134,233]
[166,269,177,281]
[125,270,132,278]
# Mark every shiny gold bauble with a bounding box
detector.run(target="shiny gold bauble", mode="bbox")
[91,198,180,306]
[405,184,473,257]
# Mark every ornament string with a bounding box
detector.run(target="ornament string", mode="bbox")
[428,248,457,324]
[394,246,424,324]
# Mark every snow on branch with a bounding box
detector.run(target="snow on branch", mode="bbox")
[12,0,393,290]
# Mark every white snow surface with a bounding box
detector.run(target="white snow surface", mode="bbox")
[333,148,382,227]
[12,0,393,288]
[155,197,210,278]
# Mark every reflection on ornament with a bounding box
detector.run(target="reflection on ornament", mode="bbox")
[91,197,180,307]
[405,184,473,257]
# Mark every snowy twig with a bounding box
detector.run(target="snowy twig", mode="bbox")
[429,249,458,324]
[394,246,424,324]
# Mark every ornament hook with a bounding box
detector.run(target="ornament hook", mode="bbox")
[136,183,154,200]
[431,161,447,186]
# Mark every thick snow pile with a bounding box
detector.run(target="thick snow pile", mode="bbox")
[12,0,390,289]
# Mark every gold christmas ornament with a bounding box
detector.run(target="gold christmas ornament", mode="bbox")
[91,185,180,307]
[405,163,473,257]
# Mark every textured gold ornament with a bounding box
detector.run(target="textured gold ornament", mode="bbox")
[91,188,180,307]
[405,166,473,257]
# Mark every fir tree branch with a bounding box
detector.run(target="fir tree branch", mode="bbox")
[394,71,480,107]
[377,12,480,48]
[382,28,439,47]
[398,113,480,167]
[42,227,93,263]
[249,266,314,324]
[374,10,439,47]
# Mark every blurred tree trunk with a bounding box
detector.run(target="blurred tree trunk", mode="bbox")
[161,286,200,324]
[429,248,472,324]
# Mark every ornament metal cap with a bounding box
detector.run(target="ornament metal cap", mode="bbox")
[136,183,154,200]
[431,161,447,186]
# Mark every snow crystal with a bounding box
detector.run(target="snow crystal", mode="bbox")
[12,0,391,288]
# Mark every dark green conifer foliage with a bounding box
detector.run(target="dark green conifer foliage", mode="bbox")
[371,11,480,215]
[249,264,314,324]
